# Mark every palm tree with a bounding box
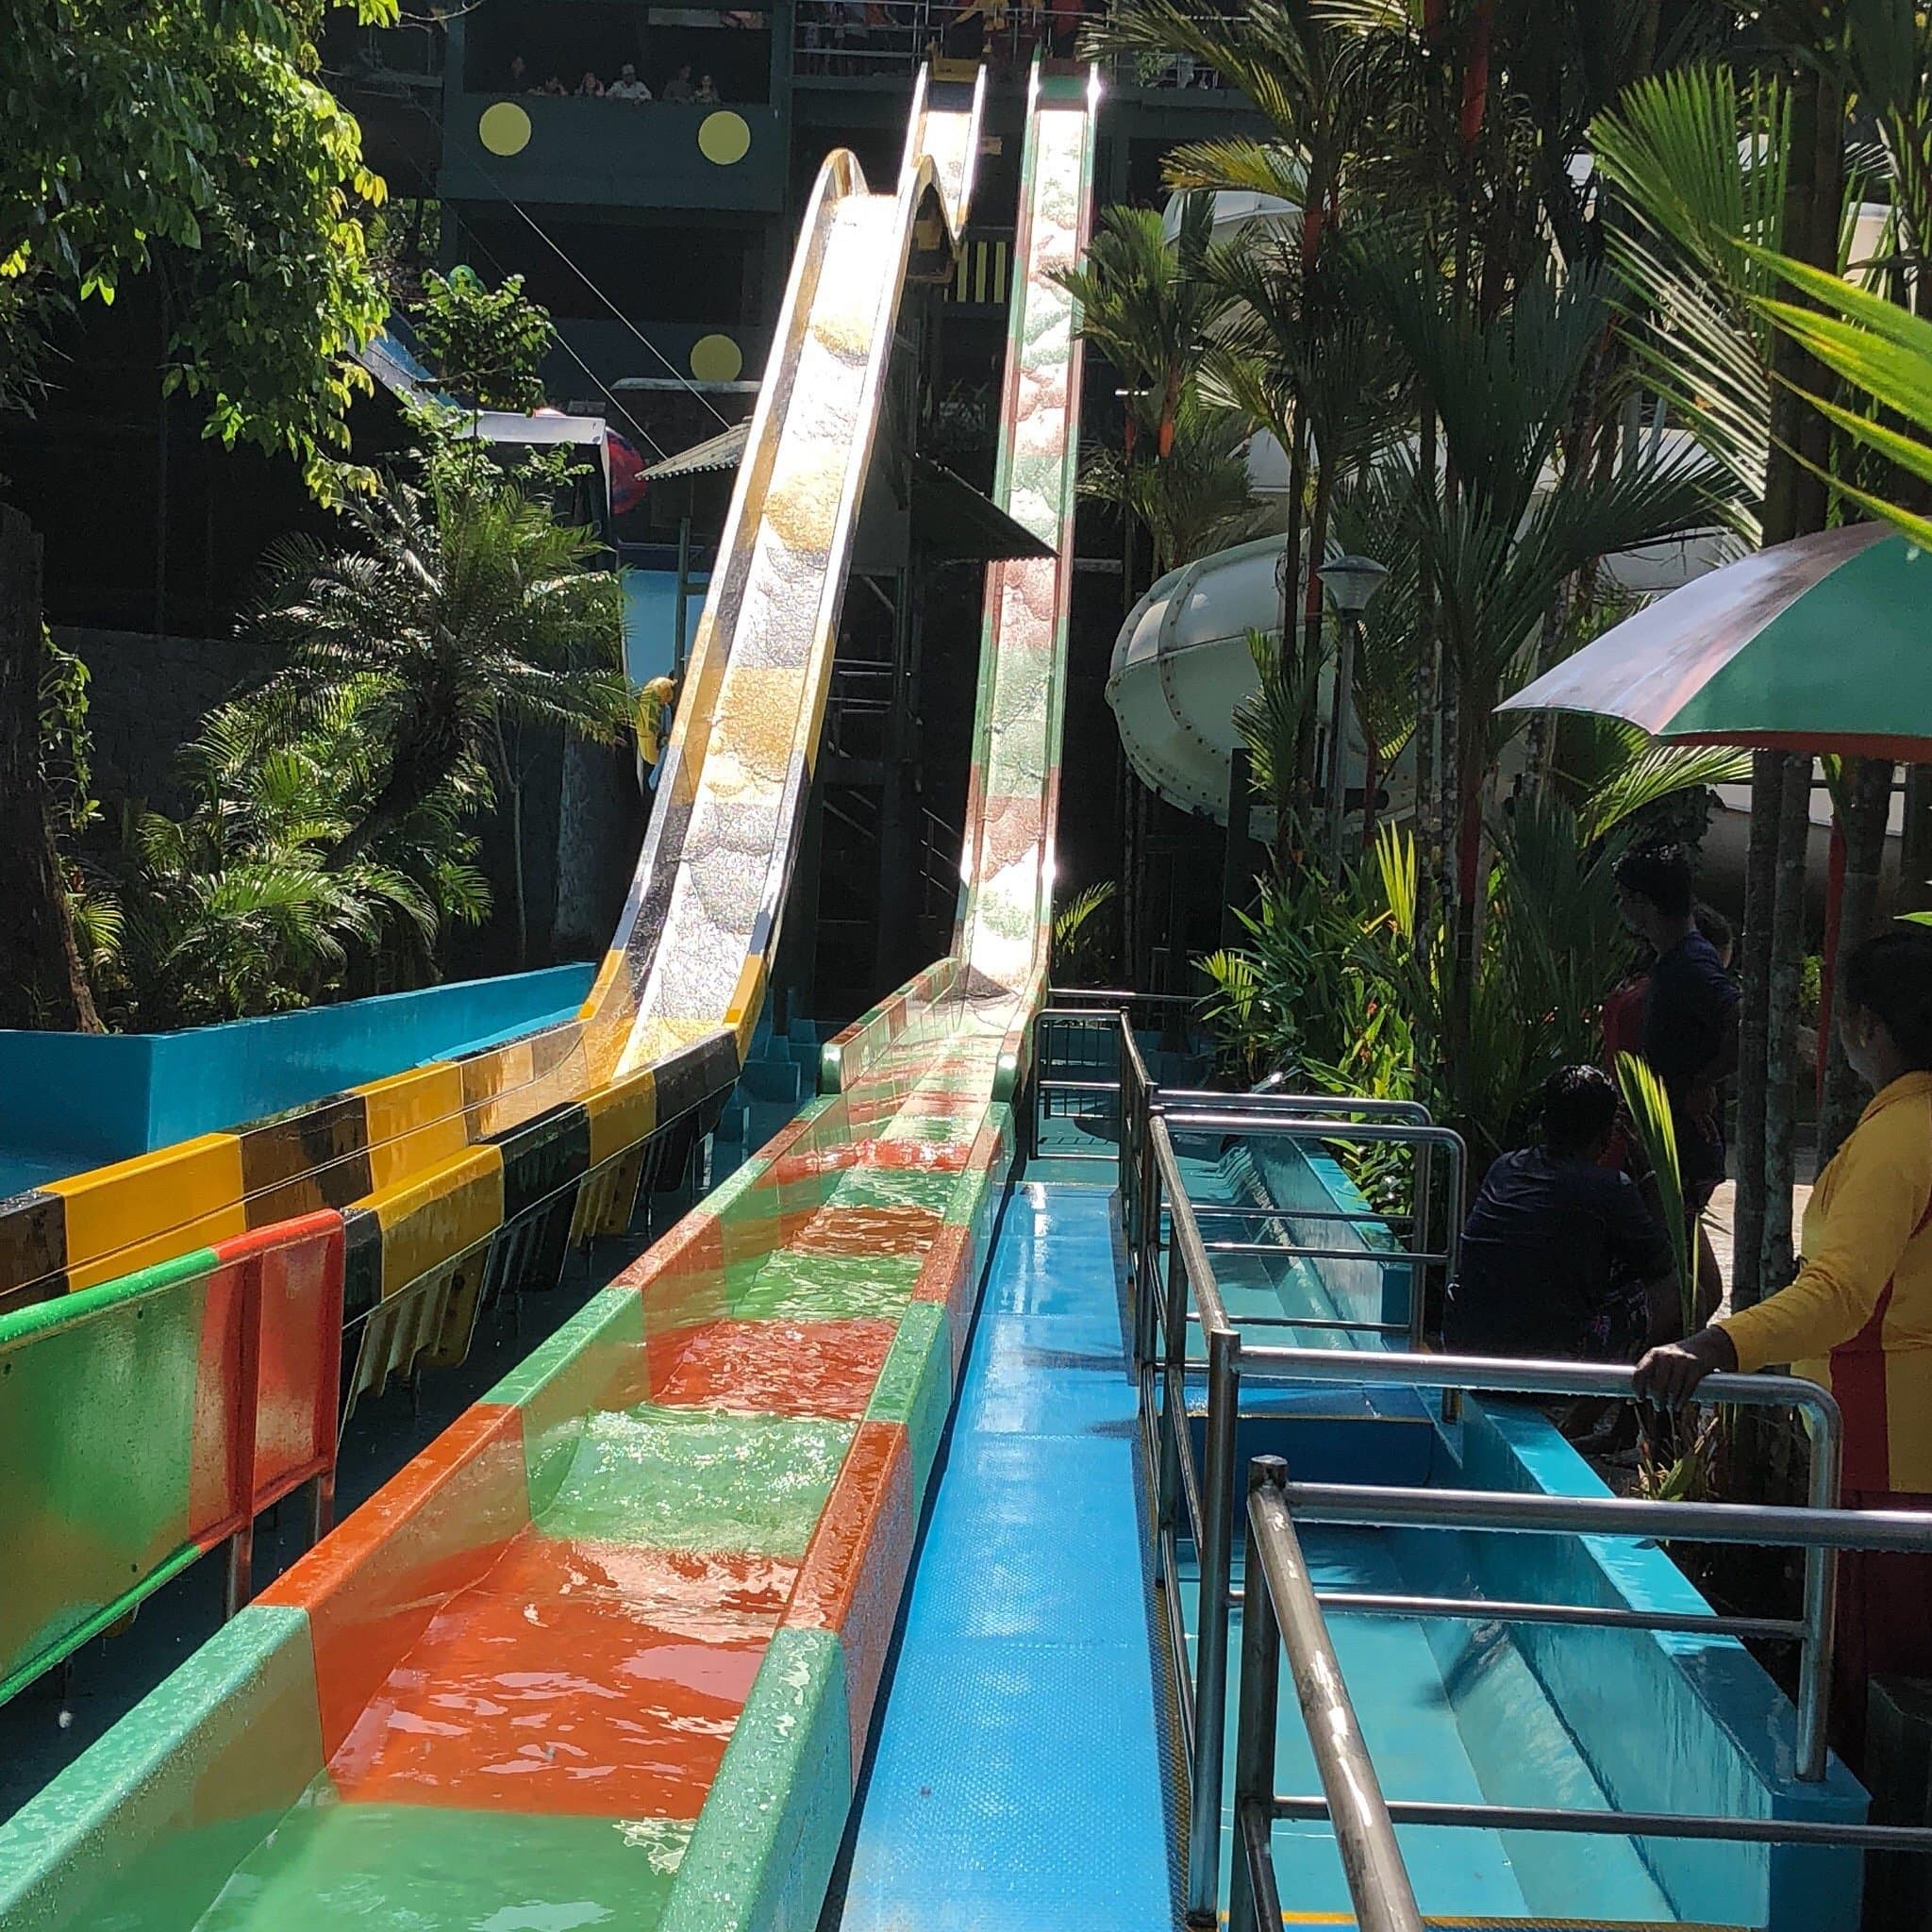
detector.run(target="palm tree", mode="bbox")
[243,446,629,876]
[1361,258,1724,959]
[1057,196,1236,607]
[1078,393,1272,579]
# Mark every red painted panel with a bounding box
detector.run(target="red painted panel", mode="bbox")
[637,1318,896,1419]
[221,1215,345,1514]
[481,1535,797,1633]
[870,1138,972,1174]
[187,1253,249,1544]
[330,1570,768,1820]
[786,1420,912,1772]
[912,1224,977,1376]
[260,1402,531,1757]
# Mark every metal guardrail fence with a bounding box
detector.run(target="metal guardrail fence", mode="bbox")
[1026,1004,1932,1931]
[791,2,1238,86]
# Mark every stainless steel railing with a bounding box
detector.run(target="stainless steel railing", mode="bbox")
[1027,1002,1932,1928]
[1142,1107,1466,1925]
[1236,1457,1424,1932]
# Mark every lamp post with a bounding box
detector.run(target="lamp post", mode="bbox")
[1321,553,1388,878]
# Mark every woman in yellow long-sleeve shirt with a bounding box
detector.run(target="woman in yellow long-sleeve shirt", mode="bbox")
[1636,926,1932,1767]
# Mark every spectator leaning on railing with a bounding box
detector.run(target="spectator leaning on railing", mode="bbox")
[1636,924,1932,1769]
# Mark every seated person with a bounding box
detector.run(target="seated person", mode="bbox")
[539,73,567,95]
[662,61,695,102]
[575,68,606,96]
[694,71,721,102]
[607,61,652,99]
[1443,1066,1677,1362]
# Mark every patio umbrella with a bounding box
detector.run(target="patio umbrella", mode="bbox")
[1500,519,1932,1107]
[1498,522,1932,758]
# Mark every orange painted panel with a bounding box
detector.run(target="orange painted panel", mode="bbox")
[635,1318,897,1419]
[260,1402,530,1757]
[483,1535,797,1634]
[330,1578,768,1819]
[787,1419,912,1769]
[791,1202,944,1261]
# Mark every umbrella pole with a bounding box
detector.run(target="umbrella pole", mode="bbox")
[1816,818,1845,1113]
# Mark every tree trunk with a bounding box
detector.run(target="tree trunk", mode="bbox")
[1901,763,1932,913]
[1736,58,1842,1306]
[1274,416,1308,877]
[0,508,101,1031]
[1413,408,1439,910]
[1296,462,1332,823]
[1817,757,1893,1167]
[1761,752,1813,1296]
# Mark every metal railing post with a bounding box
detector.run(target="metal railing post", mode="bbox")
[1407,1140,1433,1352]
[1187,1322,1241,1925]
[1229,1457,1287,1932]
[1798,1395,1845,1781]
[1154,1208,1185,1569]
[1248,1474,1426,1932]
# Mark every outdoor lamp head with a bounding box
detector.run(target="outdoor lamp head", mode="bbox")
[1324,553,1388,617]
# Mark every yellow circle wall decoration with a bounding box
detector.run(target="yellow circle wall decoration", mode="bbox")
[690,335,744,383]
[697,110,752,166]
[478,101,532,158]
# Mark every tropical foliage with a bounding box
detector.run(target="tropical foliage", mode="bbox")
[1616,1051,1695,1336]
[411,267,556,415]
[1202,799,1637,1167]
[242,437,629,875]
[1052,880,1121,985]
[85,685,491,1030]
[0,0,394,1029]
[0,0,391,475]
[46,425,627,1027]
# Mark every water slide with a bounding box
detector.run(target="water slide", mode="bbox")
[0,62,1100,1932]
[0,63,984,1713]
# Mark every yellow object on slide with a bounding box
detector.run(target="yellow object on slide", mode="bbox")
[636,675,676,767]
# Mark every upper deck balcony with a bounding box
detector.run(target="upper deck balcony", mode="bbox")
[441,3,791,211]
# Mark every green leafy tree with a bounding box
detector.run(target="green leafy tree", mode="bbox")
[1077,395,1270,579]
[1057,197,1235,606]
[412,266,555,413]
[0,0,391,470]
[0,0,394,1028]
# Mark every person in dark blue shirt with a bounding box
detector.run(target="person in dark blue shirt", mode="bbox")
[1445,1067,1678,1361]
[1613,843,1740,1321]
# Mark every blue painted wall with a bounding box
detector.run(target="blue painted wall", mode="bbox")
[623,568,708,688]
[0,964,593,1188]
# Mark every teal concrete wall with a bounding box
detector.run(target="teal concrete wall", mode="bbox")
[0,965,593,1189]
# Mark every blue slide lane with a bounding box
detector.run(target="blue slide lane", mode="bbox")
[832,1179,1177,1931]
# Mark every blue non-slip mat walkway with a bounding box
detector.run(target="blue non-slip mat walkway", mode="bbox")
[831,1180,1177,1930]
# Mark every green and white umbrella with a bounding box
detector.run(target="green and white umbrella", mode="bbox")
[1500,523,1932,758]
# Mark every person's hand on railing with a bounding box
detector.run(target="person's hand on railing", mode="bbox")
[1632,1326,1739,1408]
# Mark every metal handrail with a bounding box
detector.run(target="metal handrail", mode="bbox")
[1160,1088,1435,1124]
[1160,1107,1463,1358]
[1234,1457,1424,1932]
[1027,1002,1932,1924]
